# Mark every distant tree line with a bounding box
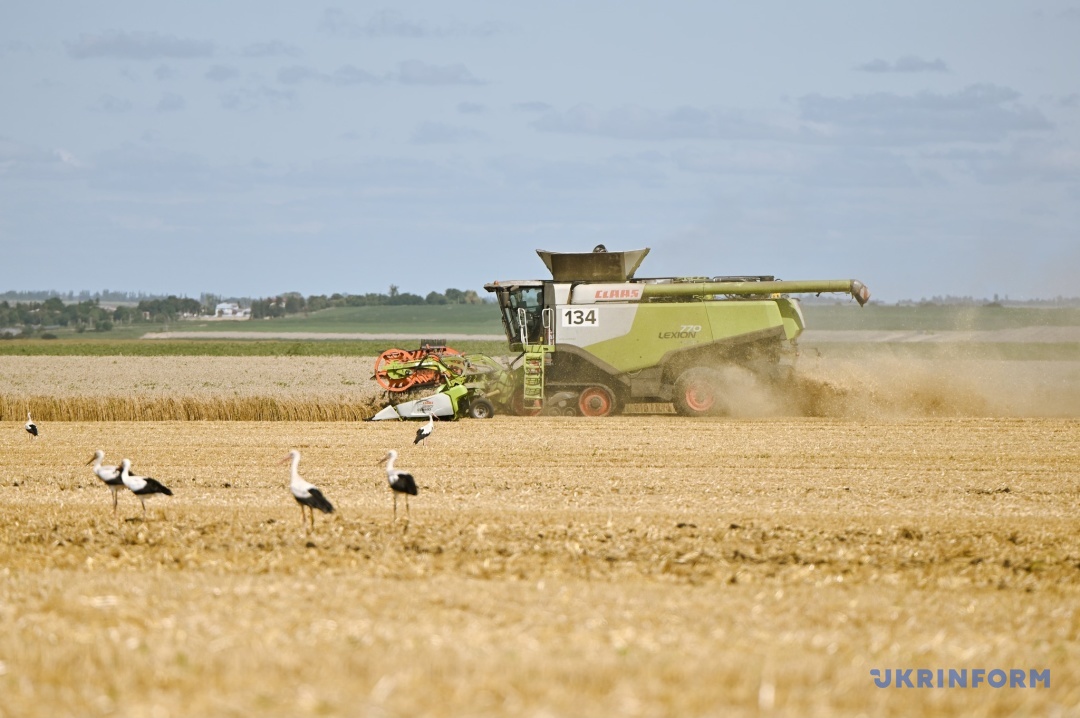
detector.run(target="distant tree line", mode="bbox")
[897,294,1080,307]
[249,286,484,320]
[0,298,115,334]
[0,295,206,334]
[0,289,191,303]
[0,286,489,333]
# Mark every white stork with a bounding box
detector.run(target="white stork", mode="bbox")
[413,412,436,447]
[119,458,173,518]
[281,449,335,530]
[25,411,38,440]
[86,450,125,513]
[377,449,418,520]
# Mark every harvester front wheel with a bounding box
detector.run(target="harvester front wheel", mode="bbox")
[673,368,720,417]
[578,385,618,417]
[510,388,543,416]
[468,398,496,419]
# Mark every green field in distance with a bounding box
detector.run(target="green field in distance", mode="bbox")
[171,304,504,335]
[801,303,1080,330]
[4,303,1079,357]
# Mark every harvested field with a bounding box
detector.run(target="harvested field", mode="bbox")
[2,417,1079,717]
[2,353,1079,421]
[0,356,385,421]
[0,356,380,399]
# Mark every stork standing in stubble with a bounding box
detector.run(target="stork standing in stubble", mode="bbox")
[119,458,173,519]
[377,449,417,521]
[86,450,125,513]
[25,411,38,440]
[281,449,335,531]
[414,412,435,447]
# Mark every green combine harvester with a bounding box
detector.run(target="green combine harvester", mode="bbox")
[371,246,869,419]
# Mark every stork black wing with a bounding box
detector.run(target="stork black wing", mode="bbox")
[304,487,335,514]
[391,472,418,496]
[137,478,173,496]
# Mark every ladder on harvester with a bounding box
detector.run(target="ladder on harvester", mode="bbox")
[518,308,554,413]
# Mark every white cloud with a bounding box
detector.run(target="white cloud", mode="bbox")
[90,143,212,192]
[277,65,320,85]
[219,86,297,112]
[0,137,84,181]
[856,55,949,73]
[322,8,427,37]
[156,93,185,113]
[410,122,486,145]
[53,148,84,168]
[396,60,483,86]
[66,31,214,60]
[798,84,1053,144]
[90,94,133,113]
[276,64,380,86]
[514,102,552,113]
[329,65,379,86]
[242,40,302,58]
[1059,93,1080,108]
[0,40,37,56]
[946,140,1080,184]
[319,8,499,38]
[533,104,784,141]
[205,65,240,82]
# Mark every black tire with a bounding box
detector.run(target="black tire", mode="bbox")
[672,368,721,417]
[468,397,496,419]
[510,388,542,416]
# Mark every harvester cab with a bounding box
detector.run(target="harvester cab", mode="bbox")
[498,282,548,347]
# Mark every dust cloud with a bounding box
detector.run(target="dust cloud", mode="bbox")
[717,356,1080,419]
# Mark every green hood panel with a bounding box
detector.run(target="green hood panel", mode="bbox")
[572,299,802,373]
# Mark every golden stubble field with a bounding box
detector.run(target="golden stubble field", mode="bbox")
[3,352,1080,421]
[2,413,1079,718]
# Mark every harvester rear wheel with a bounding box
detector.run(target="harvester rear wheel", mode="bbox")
[578,385,617,417]
[673,368,720,417]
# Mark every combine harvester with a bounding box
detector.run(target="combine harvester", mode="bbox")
[371,246,869,420]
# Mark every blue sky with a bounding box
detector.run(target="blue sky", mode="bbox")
[2,2,1078,302]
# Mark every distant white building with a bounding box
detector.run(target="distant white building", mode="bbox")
[214,302,250,319]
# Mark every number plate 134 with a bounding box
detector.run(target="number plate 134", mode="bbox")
[561,308,598,326]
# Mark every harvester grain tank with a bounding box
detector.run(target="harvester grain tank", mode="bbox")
[483,246,869,417]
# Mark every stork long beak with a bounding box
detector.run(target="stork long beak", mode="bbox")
[376,454,389,466]
[85,456,96,466]
[279,455,292,465]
